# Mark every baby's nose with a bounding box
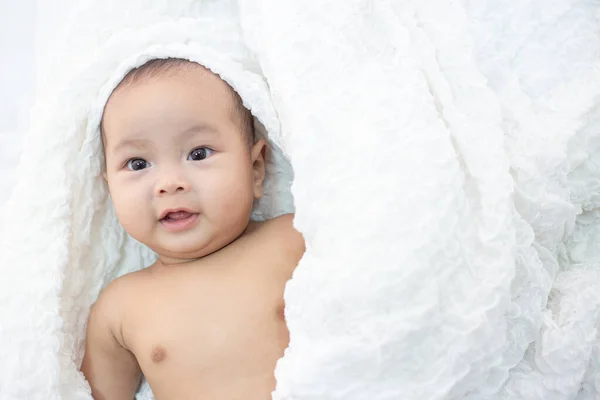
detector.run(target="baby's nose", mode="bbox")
[157,183,188,195]
[156,174,191,196]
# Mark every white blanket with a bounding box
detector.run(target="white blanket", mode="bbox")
[1,1,600,399]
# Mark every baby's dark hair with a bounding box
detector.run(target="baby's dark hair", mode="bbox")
[101,57,255,146]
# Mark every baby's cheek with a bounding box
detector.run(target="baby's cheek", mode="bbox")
[112,190,149,232]
[223,171,253,204]
[112,197,135,228]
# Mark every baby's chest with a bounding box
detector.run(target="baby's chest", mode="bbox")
[126,276,288,373]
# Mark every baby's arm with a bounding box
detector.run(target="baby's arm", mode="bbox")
[81,279,142,400]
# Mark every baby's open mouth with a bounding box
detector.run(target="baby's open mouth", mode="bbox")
[161,211,195,221]
[159,210,200,232]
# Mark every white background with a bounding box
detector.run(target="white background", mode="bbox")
[0,0,36,209]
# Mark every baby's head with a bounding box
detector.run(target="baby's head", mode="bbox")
[100,58,267,264]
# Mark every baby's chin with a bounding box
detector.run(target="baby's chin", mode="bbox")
[149,233,237,261]
[131,219,250,262]
[152,240,216,261]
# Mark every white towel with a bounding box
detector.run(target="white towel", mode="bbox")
[1,1,600,399]
[240,1,600,399]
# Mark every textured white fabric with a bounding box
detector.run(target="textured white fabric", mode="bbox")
[240,1,600,399]
[0,0,35,213]
[1,1,600,400]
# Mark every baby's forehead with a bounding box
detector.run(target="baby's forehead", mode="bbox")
[100,58,253,148]
[103,66,233,126]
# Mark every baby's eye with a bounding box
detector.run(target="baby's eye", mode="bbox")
[126,158,150,171]
[188,147,213,161]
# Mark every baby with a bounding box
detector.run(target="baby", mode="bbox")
[81,58,305,400]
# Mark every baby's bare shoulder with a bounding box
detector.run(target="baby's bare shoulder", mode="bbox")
[89,269,150,345]
[97,269,149,305]
[251,214,305,259]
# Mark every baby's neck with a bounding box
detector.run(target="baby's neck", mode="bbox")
[156,257,201,268]
[154,220,260,268]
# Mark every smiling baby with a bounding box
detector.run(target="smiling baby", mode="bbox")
[80,58,305,400]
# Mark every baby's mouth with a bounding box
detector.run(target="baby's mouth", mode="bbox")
[161,211,195,221]
[159,210,200,233]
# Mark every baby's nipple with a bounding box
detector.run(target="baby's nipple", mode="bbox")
[151,345,167,363]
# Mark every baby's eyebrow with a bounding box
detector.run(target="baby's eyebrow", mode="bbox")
[111,137,154,154]
[111,123,219,153]
[180,123,220,138]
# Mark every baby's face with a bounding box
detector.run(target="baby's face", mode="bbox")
[102,66,266,262]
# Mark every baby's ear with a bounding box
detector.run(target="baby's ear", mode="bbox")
[251,139,267,199]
